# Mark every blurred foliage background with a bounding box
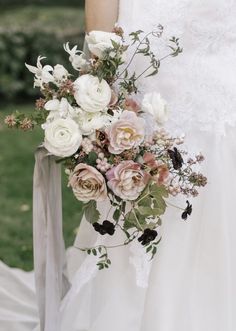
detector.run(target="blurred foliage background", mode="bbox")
[0,1,85,270]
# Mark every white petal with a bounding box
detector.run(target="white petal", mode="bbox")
[44,99,60,111]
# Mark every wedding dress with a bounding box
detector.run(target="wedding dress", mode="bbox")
[1,0,236,330]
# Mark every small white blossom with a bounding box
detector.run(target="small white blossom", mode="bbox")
[53,64,69,84]
[64,42,88,71]
[44,98,79,121]
[25,56,54,88]
[81,137,94,154]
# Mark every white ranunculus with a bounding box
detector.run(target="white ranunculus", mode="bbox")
[43,117,82,157]
[85,30,122,58]
[141,92,169,125]
[74,74,111,113]
[53,64,69,82]
[44,97,79,120]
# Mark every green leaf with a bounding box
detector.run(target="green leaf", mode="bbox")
[83,200,100,224]
[121,201,126,213]
[87,151,98,166]
[123,212,137,230]
[146,245,152,253]
[150,184,169,198]
[113,208,121,222]
[137,196,152,207]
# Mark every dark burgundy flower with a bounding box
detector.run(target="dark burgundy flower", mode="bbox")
[93,220,115,236]
[138,229,158,246]
[168,147,184,170]
[102,220,115,235]
[181,200,192,220]
[93,222,107,235]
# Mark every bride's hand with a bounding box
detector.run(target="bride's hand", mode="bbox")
[85,0,119,32]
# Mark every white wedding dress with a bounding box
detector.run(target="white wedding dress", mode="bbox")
[1,0,236,330]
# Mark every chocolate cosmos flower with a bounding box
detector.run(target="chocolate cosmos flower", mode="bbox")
[168,147,184,170]
[181,200,192,220]
[93,220,115,235]
[138,229,158,246]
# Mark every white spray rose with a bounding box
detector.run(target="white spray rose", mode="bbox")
[74,74,111,113]
[142,92,169,125]
[44,97,79,120]
[43,118,82,157]
[53,64,69,82]
[85,30,122,58]
[77,111,109,136]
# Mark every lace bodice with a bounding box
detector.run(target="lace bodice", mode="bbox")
[118,0,236,136]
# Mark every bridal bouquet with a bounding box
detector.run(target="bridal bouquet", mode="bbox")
[5,26,207,269]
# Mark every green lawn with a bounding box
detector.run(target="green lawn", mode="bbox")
[0,104,83,271]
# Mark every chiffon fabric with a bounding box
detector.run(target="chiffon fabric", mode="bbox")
[1,0,236,330]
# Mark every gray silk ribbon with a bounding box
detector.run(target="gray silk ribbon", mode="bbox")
[33,147,70,331]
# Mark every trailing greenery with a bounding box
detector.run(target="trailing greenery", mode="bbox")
[0,6,84,101]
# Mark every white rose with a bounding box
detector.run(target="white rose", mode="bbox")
[74,74,111,113]
[53,64,69,82]
[44,118,82,157]
[142,92,169,125]
[85,30,122,58]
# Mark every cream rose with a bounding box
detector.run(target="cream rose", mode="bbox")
[74,74,111,113]
[69,164,107,202]
[106,161,149,200]
[44,117,82,157]
[142,92,168,125]
[106,110,145,154]
[85,30,122,58]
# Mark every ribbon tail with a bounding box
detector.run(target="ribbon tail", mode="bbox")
[33,147,70,331]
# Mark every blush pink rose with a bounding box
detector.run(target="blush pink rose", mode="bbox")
[152,164,169,185]
[143,152,158,169]
[106,160,149,200]
[143,152,169,185]
[69,163,107,202]
[106,110,145,154]
[124,98,140,113]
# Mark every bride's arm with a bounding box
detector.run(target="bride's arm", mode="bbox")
[85,0,119,32]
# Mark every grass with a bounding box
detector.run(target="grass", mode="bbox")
[0,103,83,271]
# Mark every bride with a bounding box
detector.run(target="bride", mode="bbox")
[1,0,236,330]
